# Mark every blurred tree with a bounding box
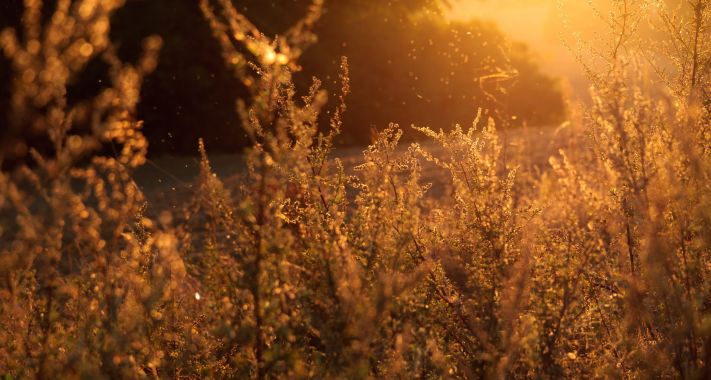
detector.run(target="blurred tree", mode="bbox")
[298,1,566,144]
[1,0,564,156]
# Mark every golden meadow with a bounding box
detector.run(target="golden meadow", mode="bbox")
[0,0,710,378]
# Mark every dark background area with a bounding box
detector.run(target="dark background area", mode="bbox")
[0,0,566,157]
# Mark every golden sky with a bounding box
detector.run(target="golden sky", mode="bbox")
[446,0,606,98]
[447,0,555,48]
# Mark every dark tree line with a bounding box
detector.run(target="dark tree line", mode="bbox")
[0,0,565,156]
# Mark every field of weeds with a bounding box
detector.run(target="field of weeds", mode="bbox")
[1,1,710,379]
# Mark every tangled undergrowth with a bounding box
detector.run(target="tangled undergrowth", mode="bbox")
[0,0,710,378]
